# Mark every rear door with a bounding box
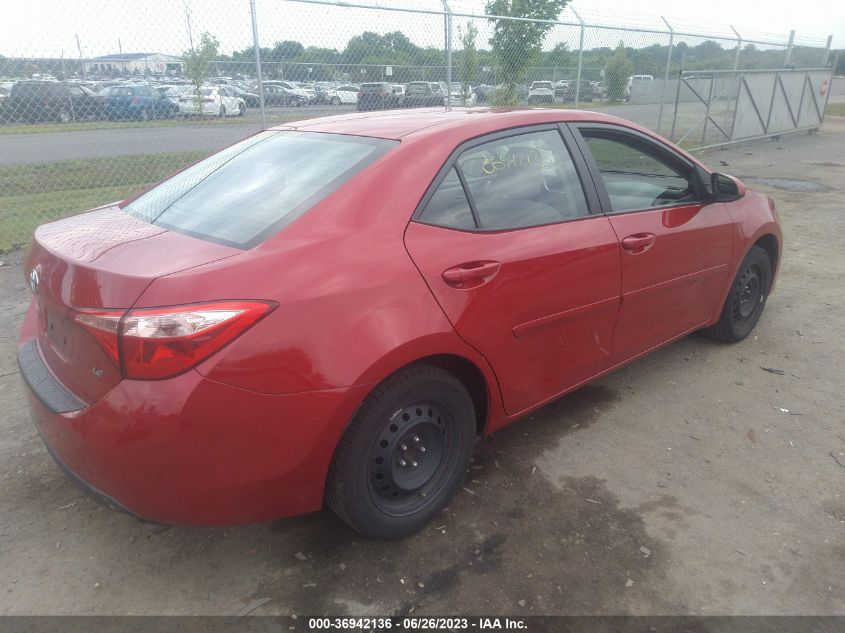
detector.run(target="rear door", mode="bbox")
[570,123,733,365]
[404,125,621,415]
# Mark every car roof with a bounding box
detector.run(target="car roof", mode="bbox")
[272,107,636,142]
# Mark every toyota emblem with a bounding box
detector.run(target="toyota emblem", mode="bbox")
[29,267,40,294]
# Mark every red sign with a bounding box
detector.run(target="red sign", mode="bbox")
[820,79,829,97]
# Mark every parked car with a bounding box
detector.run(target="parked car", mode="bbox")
[6,80,102,123]
[101,84,177,120]
[322,84,358,105]
[560,79,594,102]
[527,81,555,104]
[0,83,11,122]
[261,81,308,107]
[357,82,397,111]
[294,82,316,104]
[156,84,192,110]
[553,80,570,97]
[227,85,260,108]
[444,82,477,107]
[473,84,494,102]
[404,81,445,108]
[391,84,406,107]
[626,74,655,101]
[19,109,781,539]
[178,85,245,117]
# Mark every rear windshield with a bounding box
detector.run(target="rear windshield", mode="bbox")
[123,131,396,248]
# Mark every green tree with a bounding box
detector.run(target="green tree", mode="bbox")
[603,41,633,102]
[458,23,480,105]
[183,32,220,107]
[485,0,569,105]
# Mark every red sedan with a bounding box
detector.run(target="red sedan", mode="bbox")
[18,108,781,538]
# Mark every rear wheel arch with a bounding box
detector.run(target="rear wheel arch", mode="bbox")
[352,354,491,437]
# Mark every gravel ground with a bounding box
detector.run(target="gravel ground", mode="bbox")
[0,119,843,616]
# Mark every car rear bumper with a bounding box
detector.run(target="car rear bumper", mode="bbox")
[18,315,371,526]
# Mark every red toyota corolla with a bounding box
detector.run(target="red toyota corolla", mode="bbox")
[19,108,781,538]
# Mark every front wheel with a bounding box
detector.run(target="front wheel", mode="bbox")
[704,245,772,343]
[238,102,245,116]
[331,96,341,105]
[218,105,226,118]
[326,364,476,539]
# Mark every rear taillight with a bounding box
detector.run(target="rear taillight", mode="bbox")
[74,301,276,380]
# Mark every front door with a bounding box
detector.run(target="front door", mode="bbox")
[571,124,733,365]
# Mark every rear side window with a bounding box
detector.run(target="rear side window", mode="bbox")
[420,169,475,230]
[420,129,590,231]
[124,131,396,248]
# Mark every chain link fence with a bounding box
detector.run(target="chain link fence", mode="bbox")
[0,0,835,253]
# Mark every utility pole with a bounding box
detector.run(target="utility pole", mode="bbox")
[76,34,86,80]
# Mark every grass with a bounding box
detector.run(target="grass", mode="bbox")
[0,151,210,252]
[825,102,845,117]
[0,112,306,136]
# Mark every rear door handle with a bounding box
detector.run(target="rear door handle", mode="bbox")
[621,233,656,252]
[442,261,501,287]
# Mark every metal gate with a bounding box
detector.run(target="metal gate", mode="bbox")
[669,68,834,150]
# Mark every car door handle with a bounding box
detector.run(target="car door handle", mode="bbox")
[442,261,501,287]
[621,233,656,252]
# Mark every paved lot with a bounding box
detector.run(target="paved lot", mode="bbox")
[0,119,844,616]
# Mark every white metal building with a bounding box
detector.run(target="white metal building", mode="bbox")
[85,53,183,76]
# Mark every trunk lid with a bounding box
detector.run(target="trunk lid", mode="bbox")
[24,205,241,404]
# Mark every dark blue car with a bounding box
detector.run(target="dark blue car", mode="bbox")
[100,84,177,120]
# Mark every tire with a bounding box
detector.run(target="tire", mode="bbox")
[139,108,150,122]
[58,108,72,124]
[326,364,476,539]
[331,96,341,106]
[218,105,226,118]
[704,245,772,343]
[238,102,245,116]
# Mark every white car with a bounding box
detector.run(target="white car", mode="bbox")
[444,82,477,107]
[178,85,245,117]
[527,81,555,104]
[324,85,359,105]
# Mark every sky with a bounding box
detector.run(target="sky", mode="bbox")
[0,0,840,60]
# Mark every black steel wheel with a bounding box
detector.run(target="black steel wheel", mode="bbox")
[704,245,773,343]
[326,364,476,538]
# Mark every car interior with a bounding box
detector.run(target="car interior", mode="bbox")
[582,134,700,211]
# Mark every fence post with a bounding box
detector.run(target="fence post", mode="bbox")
[669,48,686,142]
[657,16,674,134]
[249,0,267,129]
[730,25,742,70]
[441,0,452,110]
[785,29,795,67]
[571,8,585,107]
[823,35,833,66]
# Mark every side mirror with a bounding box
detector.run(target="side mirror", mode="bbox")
[711,172,746,202]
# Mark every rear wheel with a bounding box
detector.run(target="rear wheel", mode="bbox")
[238,102,246,116]
[331,96,341,105]
[139,108,150,121]
[58,108,72,124]
[218,105,226,118]
[326,364,476,539]
[704,245,772,343]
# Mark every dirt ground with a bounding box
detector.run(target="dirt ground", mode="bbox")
[1,119,844,617]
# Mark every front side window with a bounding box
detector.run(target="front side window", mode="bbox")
[582,133,699,212]
[124,131,396,248]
